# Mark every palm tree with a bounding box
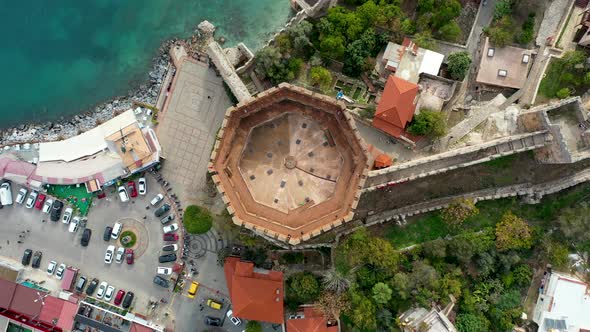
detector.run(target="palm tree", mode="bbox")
[322,267,354,294]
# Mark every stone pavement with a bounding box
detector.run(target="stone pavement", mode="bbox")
[536,0,574,47]
[156,59,232,205]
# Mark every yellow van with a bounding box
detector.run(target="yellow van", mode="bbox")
[187,281,199,299]
[207,299,222,310]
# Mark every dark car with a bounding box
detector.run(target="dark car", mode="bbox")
[204,316,222,326]
[22,249,32,265]
[50,200,64,222]
[125,249,134,265]
[81,229,92,247]
[162,244,177,252]
[160,214,175,224]
[31,251,42,268]
[154,203,171,217]
[103,226,112,241]
[86,278,99,295]
[158,253,177,263]
[122,291,134,309]
[153,276,169,288]
[163,233,178,242]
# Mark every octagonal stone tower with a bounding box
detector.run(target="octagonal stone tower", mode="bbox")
[209,83,369,245]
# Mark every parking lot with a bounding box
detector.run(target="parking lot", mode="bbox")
[0,174,177,315]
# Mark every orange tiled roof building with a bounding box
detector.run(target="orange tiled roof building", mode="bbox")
[287,306,339,332]
[224,257,285,324]
[372,76,419,138]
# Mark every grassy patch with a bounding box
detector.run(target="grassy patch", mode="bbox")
[47,184,93,216]
[482,154,519,170]
[386,213,450,248]
[120,231,137,248]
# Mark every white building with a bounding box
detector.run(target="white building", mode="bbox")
[532,271,590,332]
[375,38,444,84]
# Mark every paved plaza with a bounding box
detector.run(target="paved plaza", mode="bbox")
[156,59,232,205]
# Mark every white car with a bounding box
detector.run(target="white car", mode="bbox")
[96,281,108,298]
[55,263,66,279]
[150,193,164,206]
[0,182,12,205]
[104,285,115,302]
[115,247,125,263]
[46,260,57,276]
[104,245,115,264]
[163,223,178,234]
[68,216,80,233]
[227,310,242,326]
[62,207,73,224]
[15,188,27,204]
[157,267,172,275]
[117,186,129,202]
[138,177,147,195]
[42,199,53,214]
[25,191,38,209]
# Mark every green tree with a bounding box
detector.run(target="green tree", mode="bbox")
[540,237,570,268]
[447,51,472,80]
[347,290,377,330]
[392,272,411,300]
[517,13,535,45]
[245,321,262,332]
[183,205,213,234]
[422,238,447,259]
[495,212,532,251]
[371,282,393,304]
[439,21,462,43]
[494,0,513,21]
[432,0,461,29]
[319,35,346,60]
[456,313,491,332]
[407,110,447,138]
[288,272,322,304]
[359,105,376,119]
[286,20,313,51]
[310,66,333,90]
[255,46,300,84]
[338,228,400,271]
[441,198,479,228]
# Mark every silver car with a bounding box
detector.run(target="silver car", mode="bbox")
[25,191,37,209]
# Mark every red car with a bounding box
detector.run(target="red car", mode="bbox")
[127,181,137,198]
[114,290,125,306]
[34,194,46,210]
[125,249,134,265]
[163,233,178,242]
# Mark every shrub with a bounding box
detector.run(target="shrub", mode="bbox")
[119,231,137,248]
[407,110,447,138]
[556,87,571,99]
[245,321,262,332]
[439,21,462,43]
[183,205,213,234]
[447,51,472,81]
[441,198,479,228]
[359,105,376,119]
[487,16,514,47]
[518,13,535,45]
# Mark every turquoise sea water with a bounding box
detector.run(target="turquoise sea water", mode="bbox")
[0,0,292,128]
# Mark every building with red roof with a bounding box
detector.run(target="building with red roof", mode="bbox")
[224,257,284,324]
[287,306,339,332]
[372,76,419,138]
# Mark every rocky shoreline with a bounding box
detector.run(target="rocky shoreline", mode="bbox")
[0,38,180,147]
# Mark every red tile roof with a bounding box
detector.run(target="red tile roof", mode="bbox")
[287,307,338,332]
[373,76,418,138]
[0,279,17,308]
[39,296,64,325]
[224,257,284,324]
